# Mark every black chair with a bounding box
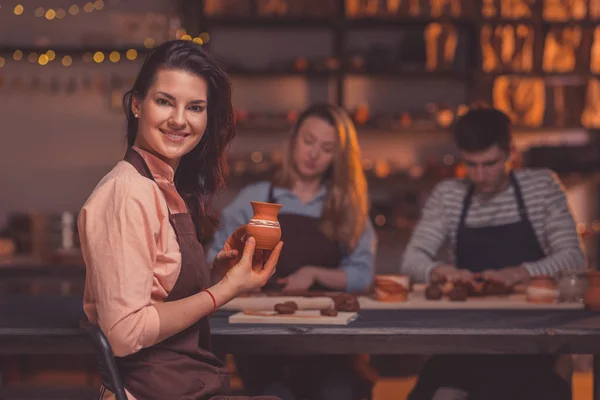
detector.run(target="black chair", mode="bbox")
[80,318,128,400]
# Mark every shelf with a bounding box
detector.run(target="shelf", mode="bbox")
[236,126,292,135]
[200,17,336,29]
[185,10,600,127]
[479,18,600,27]
[235,124,587,136]
[478,71,595,82]
[201,17,475,30]
[235,125,448,135]
[345,70,471,80]
[228,69,338,79]
[200,17,476,29]
[345,17,474,28]
[226,68,471,80]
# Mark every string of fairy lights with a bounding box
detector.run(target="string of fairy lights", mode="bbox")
[0,0,209,68]
[3,0,121,20]
[0,34,211,69]
[0,29,210,94]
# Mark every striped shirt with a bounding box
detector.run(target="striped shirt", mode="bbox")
[400,168,585,283]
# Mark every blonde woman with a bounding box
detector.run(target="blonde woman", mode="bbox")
[208,103,377,400]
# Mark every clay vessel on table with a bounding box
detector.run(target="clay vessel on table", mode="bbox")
[374,275,409,302]
[584,271,600,311]
[246,201,282,250]
[526,275,558,304]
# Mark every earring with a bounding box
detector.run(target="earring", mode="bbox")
[134,113,139,118]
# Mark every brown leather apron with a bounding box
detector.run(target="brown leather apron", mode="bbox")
[117,148,279,400]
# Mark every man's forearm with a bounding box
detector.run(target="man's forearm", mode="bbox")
[522,249,585,277]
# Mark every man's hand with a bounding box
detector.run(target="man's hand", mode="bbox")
[480,266,529,287]
[430,264,475,284]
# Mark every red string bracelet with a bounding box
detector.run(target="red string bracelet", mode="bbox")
[202,289,217,313]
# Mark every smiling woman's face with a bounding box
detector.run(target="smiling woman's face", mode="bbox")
[132,68,208,169]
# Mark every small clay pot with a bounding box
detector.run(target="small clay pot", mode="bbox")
[377,274,410,290]
[374,275,409,302]
[584,271,600,311]
[526,276,559,304]
[246,201,282,250]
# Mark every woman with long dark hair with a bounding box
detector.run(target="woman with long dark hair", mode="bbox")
[78,40,283,399]
[208,104,377,400]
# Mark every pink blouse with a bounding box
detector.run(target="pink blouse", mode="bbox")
[79,146,188,358]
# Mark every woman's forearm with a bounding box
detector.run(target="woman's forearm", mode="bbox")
[152,280,235,344]
[312,267,348,291]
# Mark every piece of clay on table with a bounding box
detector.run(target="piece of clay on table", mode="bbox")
[333,293,360,312]
[425,284,443,300]
[320,308,338,317]
[274,302,297,314]
[448,284,468,301]
[482,280,512,296]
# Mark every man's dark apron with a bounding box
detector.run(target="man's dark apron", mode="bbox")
[409,172,570,400]
[116,147,278,400]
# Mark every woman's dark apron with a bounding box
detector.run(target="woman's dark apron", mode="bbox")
[409,172,570,400]
[262,184,341,291]
[238,184,372,400]
[116,148,278,400]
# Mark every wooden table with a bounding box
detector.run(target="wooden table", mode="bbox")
[2,295,600,398]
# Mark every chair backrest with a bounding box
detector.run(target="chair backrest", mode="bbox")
[80,318,129,400]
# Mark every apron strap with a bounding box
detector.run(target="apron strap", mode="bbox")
[267,182,276,203]
[509,172,528,221]
[123,147,175,219]
[124,147,156,183]
[458,183,475,231]
[510,171,545,256]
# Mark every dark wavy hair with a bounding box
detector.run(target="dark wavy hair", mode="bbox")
[453,106,512,153]
[122,40,235,241]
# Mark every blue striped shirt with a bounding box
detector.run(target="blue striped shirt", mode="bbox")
[207,181,377,292]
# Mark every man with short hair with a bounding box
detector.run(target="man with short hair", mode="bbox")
[401,107,584,400]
